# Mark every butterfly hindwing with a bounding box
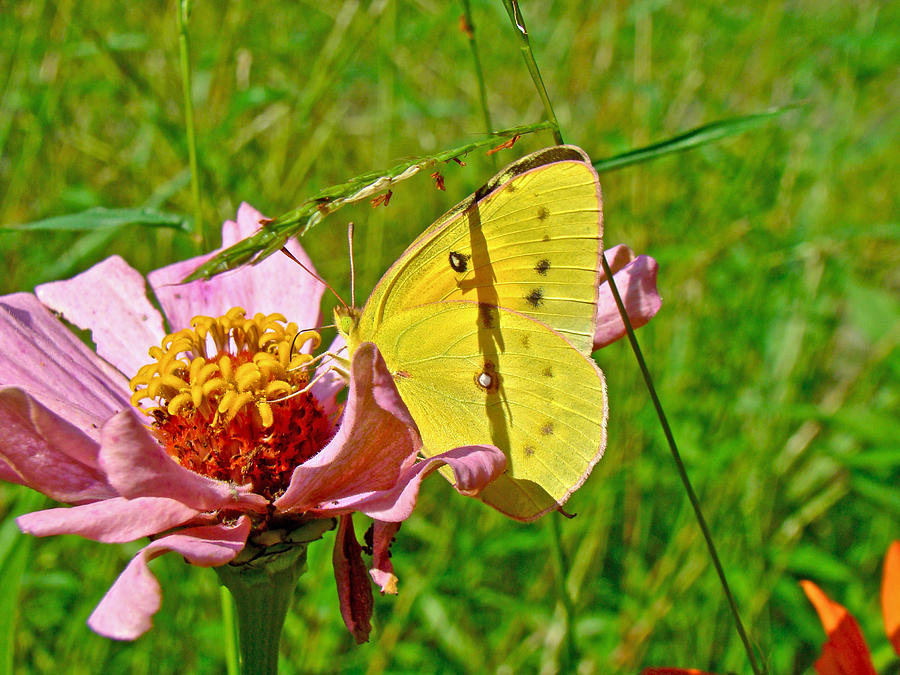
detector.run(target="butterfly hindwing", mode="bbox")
[359,146,602,355]
[339,145,609,520]
[372,301,608,521]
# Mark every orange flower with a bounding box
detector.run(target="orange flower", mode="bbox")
[801,540,900,674]
[641,542,900,675]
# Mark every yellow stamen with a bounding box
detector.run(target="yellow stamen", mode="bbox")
[130,307,319,430]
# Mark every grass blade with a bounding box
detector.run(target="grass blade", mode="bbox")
[0,488,46,675]
[1,206,191,232]
[593,105,800,173]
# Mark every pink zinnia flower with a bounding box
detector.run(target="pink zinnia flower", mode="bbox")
[0,203,506,643]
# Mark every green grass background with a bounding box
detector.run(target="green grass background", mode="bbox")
[1,1,898,673]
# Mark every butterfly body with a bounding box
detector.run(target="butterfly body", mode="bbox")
[336,145,607,521]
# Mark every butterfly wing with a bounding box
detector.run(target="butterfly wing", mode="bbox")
[371,301,607,521]
[357,145,602,355]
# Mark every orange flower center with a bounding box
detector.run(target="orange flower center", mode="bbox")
[129,307,335,500]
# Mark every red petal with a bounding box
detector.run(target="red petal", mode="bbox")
[369,520,400,594]
[332,514,373,644]
[881,541,900,655]
[801,580,876,675]
[640,669,720,675]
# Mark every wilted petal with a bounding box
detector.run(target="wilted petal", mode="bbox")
[0,388,115,502]
[275,343,420,513]
[312,445,507,521]
[35,256,167,379]
[0,294,131,437]
[99,410,267,512]
[801,579,877,675]
[369,520,400,594]
[88,518,250,640]
[332,514,373,644]
[17,496,201,543]
[882,541,900,655]
[594,246,661,351]
[147,203,325,333]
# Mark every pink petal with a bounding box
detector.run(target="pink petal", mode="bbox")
[369,521,400,594]
[99,410,267,512]
[0,293,132,437]
[600,243,636,277]
[35,256,167,379]
[274,342,421,513]
[310,445,507,521]
[17,496,201,542]
[332,514,373,644]
[87,518,250,640]
[0,388,115,502]
[147,203,326,333]
[594,247,661,351]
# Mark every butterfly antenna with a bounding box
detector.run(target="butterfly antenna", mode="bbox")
[280,246,348,309]
[347,222,356,308]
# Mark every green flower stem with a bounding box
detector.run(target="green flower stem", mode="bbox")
[460,0,494,139]
[215,544,309,675]
[599,253,765,675]
[547,513,578,670]
[500,0,563,145]
[175,0,205,249]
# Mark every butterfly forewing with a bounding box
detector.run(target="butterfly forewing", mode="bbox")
[374,301,607,521]
[360,146,602,356]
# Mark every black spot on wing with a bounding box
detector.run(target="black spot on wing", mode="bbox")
[540,422,554,436]
[523,445,535,457]
[524,288,545,308]
[478,303,498,329]
[541,234,550,242]
[520,334,529,349]
[534,258,550,276]
[542,366,553,378]
[448,251,470,273]
[537,206,549,221]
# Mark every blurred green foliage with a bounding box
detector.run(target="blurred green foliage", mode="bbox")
[0,0,897,673]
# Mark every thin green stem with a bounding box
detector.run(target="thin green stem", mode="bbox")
[500,0,563,145]
[220,585,240,675]
[176,0,205,249]
[599,253,765,675]
[460,0,495,170]
[547,514,578,670]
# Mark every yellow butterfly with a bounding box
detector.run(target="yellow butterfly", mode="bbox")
[336,145,606,521]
